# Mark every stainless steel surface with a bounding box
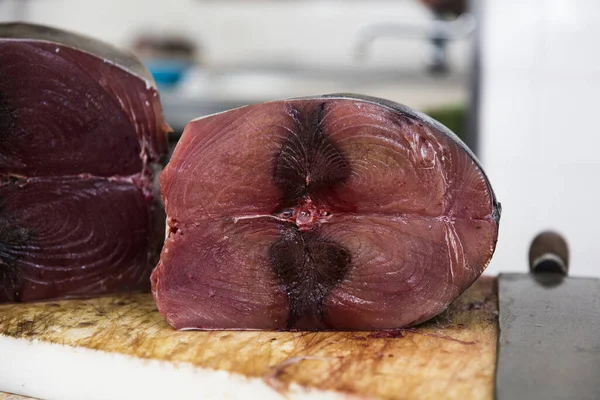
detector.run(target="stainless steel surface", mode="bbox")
[465,0,481,155]
[161,66,468,132]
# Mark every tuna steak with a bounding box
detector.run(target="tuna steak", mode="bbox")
[0,23,169,302]
[152,94,500,330]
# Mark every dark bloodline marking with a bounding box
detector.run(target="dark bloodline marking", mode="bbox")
[273,102,351,203]
[0,92,16,139]
[0,92,23,301]
[0,216,31,302]
[269,230,351,330]
[270,102,353,329]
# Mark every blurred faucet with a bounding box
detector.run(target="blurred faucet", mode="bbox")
[354,13,475,73]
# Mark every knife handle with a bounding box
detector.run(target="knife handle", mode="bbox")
[528,231,569,276]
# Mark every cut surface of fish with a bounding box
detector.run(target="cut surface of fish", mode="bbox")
[152,94,500,330]
[0,23,169,302]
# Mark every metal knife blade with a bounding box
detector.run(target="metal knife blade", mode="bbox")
[495,232,600,400]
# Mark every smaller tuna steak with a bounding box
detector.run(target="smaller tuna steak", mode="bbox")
[152,94,500,331]
[0,23,169,302]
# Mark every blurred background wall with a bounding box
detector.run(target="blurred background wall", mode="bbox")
[0,0,469,69]
[480,0,600,277]
[2,0,598,277]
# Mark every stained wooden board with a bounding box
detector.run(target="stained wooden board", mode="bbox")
[0,394,34,400]
[0,276,498,400]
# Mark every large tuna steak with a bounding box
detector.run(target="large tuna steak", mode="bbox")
[152,94,500,330]
[0,23,169,302]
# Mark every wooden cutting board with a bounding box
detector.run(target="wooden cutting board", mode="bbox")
[0,276,497,400]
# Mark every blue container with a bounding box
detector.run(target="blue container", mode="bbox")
[144,59,192,89]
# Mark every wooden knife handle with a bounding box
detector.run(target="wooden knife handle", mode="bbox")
[528,231,569,276]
